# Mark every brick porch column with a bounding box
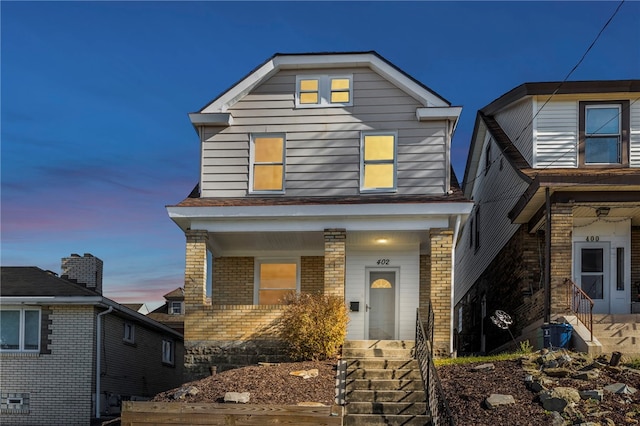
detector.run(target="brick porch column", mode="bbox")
[324,229,346,298]
[550,203,573,316]
[430,229,453,357]
[184,229,209,309]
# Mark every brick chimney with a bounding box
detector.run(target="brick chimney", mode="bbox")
[61,253,103,294]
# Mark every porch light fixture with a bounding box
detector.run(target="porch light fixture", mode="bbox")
[375,238,388,244]
[596,207,610,218]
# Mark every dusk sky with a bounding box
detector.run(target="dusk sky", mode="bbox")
[2,1,639,306]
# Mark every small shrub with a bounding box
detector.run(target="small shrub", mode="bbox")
[517,340,533,354]
[279,292,349,361]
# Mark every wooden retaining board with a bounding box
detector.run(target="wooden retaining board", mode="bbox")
[121,401,342,425]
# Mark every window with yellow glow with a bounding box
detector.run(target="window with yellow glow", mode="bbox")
[257,262,298,304]
[296,75,352,107]
[361,133,396,191]
[251,135,285,192]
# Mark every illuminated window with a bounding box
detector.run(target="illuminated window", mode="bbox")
[361,132,397,192]
[579,101,629,166]
[0,308,40,352]
[250,134,285,193]
[255,260,299,305]
[296,75,352,107]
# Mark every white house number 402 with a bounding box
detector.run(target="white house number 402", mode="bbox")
[586,236,600,242]
[376,259,390,265]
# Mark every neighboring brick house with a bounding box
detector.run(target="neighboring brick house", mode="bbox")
[147,288,185,334]
[454,81,640,354]
[0,254,184,426]
[166,51,473,379]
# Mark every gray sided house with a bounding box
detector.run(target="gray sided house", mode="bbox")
[455,81,640,355]
[167,51,473,379]
[0,255,184,426]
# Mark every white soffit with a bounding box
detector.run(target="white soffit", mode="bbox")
[201,53,450,113]
[416,107,462,122]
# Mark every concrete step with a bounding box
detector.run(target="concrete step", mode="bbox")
[346,402,427,415]
[343,348,414,359]
[344,340,415,349]
[343,414,432,425]
[346,379,423,391]
[345,358,418,370]
[346,390,426,403]
[346,368,422,380]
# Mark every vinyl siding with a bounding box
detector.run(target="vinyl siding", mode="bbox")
[534,99,578,168]
[494,97,533,165]
[345,249,420,341]
[631,100,640,167]
[454,136,530,304]
[200,67,449,197]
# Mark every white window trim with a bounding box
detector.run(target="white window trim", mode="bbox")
[162,339,174,365]
[249,133,286,194]
[253,258,301,305]
[295,74,353,108]
[0,307,40,353]
[123,322,135,344]
[360,131,398,193]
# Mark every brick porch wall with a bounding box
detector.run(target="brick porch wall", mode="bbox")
[301,256,324,294]
[430,229,453,357]
[550,203,573,316]
[212,257,254,305]
[419,254,431,319]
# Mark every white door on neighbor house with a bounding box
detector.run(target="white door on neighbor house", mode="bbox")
[574,242,610,314]
[366,269,398,340]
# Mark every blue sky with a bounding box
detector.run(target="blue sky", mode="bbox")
[2,1,639,305]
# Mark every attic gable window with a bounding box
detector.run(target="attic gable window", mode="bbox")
[579,101,629,167]
[295,75,352,108]
[250,134,285,193]
[360,132,397,192]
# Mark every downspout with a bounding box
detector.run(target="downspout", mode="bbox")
[95,306,113,419]
[450,214,462,354]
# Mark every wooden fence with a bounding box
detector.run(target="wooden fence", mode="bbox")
[121,401,342,425]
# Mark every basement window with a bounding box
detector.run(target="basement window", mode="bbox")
[1,393,30,414]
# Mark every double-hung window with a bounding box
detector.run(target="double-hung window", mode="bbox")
[0,308,40,352]
[579,101,629,166]
[250,134,285,193]
[296,75,352,107]
[255,259,299,305]
[361,132,397,192]
[162,339,174,365]
[170,301,183,315]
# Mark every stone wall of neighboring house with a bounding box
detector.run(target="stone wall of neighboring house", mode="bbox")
[100,313,184,406]
[456,225,545,353]
[0,305,95,426]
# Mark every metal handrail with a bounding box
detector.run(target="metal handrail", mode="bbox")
[565,278,594,341]
[415,307,455,426]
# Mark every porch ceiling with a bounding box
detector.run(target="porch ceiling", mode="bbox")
[208,230,432,257]
[527,200,640,232]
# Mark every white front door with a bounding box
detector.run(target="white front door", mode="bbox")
[574,242,610,314]
[366,269,397,340]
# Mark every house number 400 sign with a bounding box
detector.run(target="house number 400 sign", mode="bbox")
[376,259,390,265]
[586,236,600,242]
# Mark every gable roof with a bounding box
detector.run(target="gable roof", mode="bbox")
[1,267,100,297]
[1,266,183,339]
[195,51,453,116]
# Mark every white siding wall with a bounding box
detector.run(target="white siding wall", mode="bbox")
[631,100,640,167]
[533,99,578,168]
[200,68,449,197]
[494,97,533,165]
[345,249,420,340]
[455,136,530,304]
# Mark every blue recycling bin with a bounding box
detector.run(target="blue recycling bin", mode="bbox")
[541,323,573,348]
